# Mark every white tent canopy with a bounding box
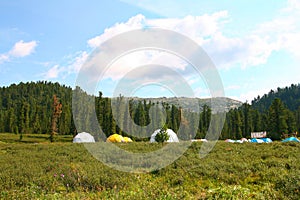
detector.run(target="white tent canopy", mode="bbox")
[150,129,179,143]
[73,132,95,143]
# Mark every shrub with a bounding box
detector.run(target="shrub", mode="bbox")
[275,174,300,199]
[155,125,169,143]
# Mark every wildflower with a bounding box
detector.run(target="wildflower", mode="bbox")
[61,174,65,178]
[54,173,57,177]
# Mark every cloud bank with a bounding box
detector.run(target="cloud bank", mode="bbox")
[85,5,300,73]
[45,1,300,101]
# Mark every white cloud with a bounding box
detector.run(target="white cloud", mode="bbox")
[147,11,229,41]
[0,54,9,64]
[283,33,300,58]
[88,12,228,48]
[9,40,37,57]
[85,12,229,83]
[284,0,300,13]
[250,0,300,60]
[102,50,188,81]
[43,51,88,79]
[88,14,146,48]
[44,65,60,79]
[86,11,297,73]
[0,40,37,65]
[111,1,300,87]
[202,33,247,69]
[67,51,89,73]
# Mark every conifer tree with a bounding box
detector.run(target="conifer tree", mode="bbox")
[155,124,169,143]
[268,98,288,140]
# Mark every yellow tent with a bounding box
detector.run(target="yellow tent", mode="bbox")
[106,134,125,143]
[123,137,133,143]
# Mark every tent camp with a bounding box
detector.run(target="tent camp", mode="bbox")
[225,139,235,143]
[106,134,133,143]
[282,137,300,142]
[123,137,133,143]
[106,134,125,143]
[191,139,208,142]
[73,132,95,143]
[250,138,264,143]
[225,138,248,143]
[261,138,273,143]
[150,129,179,143]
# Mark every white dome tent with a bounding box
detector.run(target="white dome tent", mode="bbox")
[73,132,95,143]
[150,129,179,143]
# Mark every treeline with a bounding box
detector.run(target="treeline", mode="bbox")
[222,98,300,140]
[0,82,219,140]
[0,82,300,141]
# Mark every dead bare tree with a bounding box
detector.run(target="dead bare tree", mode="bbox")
[50,95,62,142]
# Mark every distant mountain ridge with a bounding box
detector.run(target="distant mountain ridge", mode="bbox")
[127,97,242,113]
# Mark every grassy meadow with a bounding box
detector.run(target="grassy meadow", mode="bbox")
[0,133,299,199]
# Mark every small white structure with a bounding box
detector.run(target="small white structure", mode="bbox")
[150,129,179,143]
[191,139,208,142]
[73,132,95,143]
[225,139,236,143]
[251,131,267,138]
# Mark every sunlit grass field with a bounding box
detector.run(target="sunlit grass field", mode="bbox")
[0,133,299,199]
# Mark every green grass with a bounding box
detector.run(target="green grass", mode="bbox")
[0,133,73,143]
[0,134,299,199]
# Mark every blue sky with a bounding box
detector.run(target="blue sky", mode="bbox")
[0,0,299,102]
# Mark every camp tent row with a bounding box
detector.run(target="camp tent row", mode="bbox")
[225,138,273,143]
[73,132,299,143]
[250,138,272,143]
[107,129,180,143]
[225,137,300,143]
[73,129,180,143]
[73,132,133,143]
[225,138,249,143]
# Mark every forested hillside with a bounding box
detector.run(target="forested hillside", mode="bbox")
[0,81,75,135]
[0,82,299,141]
[0,82,222,140]
[223,84,300,140]
[251,84,300,112]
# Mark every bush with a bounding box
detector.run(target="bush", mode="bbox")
[275,174,300,199]
[155,125,169,143]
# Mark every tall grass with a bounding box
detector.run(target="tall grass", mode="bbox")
[0,136,299,199]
